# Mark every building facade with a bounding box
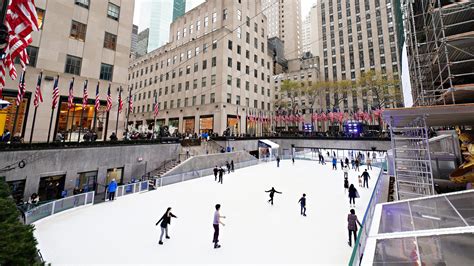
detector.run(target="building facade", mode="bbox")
[0,0,134,142]
[136,28,149,57]
[262,0,302,60]
[315,0,404,111]
[173,0,186,22]
[301,14,312,54]
[130,24,139,58]
[128,0,273,136]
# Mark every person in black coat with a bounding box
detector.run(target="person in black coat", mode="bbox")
[340,159,344,169]
[344,177,349,193]
[230,160,234,172]
[226,161,231,174]
[218,167,225,184]
[345,157,349,167]
[276,156,281,167]
[213,166,218,181]
[265,187,282,205]
[298,193,307,216]
[155,207,178,245]
[362,169,371,188]
[348,184,358,207]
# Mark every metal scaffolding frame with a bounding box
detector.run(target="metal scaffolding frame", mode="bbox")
[403,0,474,106]
[389,115,434,200]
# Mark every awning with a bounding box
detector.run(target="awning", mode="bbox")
[258,139,279,149]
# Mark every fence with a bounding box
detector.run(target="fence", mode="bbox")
[24,191,94,224]
[154,160,258,187]
[348,165,388,265]
[105,180,149,201]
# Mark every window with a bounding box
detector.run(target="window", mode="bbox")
[223,9,228,20]
[227,75,232,85]
[75,0,89,9]
[192,96,196,106]
[211,74,216,85]
[228,40,233,50]
[204,16,209,27]
[212,57,217,67]
[36,8,45,29]
[202,77,207,87]
[65,55,82,75]
[212,12,217,23]
[201,94,206,105]
[227,57,232,67]
[202,60,207,70]
[104,32,117,50]
[227,93,232,103]
[210,93,215,103]
[212,39,217,49]
[193,79,198,89]
[107,3,120,21]
[25,46,39,67]
[70,20,87,41]
[237,9,242,21]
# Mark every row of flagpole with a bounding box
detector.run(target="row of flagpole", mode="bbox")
[7,69,154,143]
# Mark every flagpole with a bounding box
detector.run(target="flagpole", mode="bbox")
[125,86,131,137]
[46,105,54,143]
[93,83,98,133]
[115,86,122,136]
[64,106,70,141]
[69,104,75,141]
[29,106,38,143]
[104,110,110,141]
[12,71,25,140]
[78,80,87,142]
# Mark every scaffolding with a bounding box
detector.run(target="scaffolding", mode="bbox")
[389,115,434,200]
[403,0,474,106]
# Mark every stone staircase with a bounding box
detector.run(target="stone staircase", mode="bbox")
[148,159,181,178]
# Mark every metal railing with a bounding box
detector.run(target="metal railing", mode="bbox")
[24,191,94,224]
[105,180,149,201]
[154,160,258,187]
[348,165,388,266]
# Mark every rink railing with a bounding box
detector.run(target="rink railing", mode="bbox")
[24,192,95,224]
[348,167,387,266]
[155,160,258,187]
[104,180,149,202]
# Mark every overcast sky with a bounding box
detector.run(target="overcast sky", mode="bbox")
[133,0,317,30]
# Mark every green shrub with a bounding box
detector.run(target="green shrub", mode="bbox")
[0,179,40,265]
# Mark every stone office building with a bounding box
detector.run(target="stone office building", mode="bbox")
[128,0,273,136]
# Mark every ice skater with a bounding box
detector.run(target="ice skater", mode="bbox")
[345,157,349,167]
[362,169,370,188]
[355,158,360,172]
[351,159,355,169]
[344,177,349,193]
[265,187,282,205]
[107,179,117,201]
[298,193,307,216]
[332,157,337,170]
[292,157,295,165]
[155,207,177,245]
[276,156,280,167]
[212,204,226,249]
[343,165,349,178]
[213,166,218,181]
[348,184,359,207]
[226,161,231,174]
[230,160,234,172]
[218,167,225,184]
[366,158,372,170]
[340,159,344,169]
[358,175,362,187]
[347,209,362,247]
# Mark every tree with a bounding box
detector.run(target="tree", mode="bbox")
[279,80,301,114]
[357,70,401,110]
[329,80,353,111]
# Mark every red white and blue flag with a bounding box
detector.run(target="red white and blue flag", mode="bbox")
[15,70,26,106]
[82,80,88,109]
[94,82,100,111]
[128,88,133,114]
[153,95,159,118]
[106,84,112,112]
[51,75,59,109]
[118,89,123,113]
[68,77,74,109]
[33,71,43,107]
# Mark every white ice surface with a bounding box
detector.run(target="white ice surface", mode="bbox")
[34,160,379,265]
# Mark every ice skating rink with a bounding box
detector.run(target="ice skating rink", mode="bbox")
[34,159,380,265]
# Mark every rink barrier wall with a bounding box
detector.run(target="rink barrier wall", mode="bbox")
[156,160,259,187]
[24,192,94,224]
[349,167,388,266]
[104,181,149,202]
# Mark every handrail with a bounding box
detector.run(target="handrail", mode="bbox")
[348,164,387,265]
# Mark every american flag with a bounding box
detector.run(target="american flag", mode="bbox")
[68,77,74,109]
[128,88,133,114]
[15,70,26,106]
[51,75,59,109]
[94,82,100,111]
[118,89,123,113]
[82,80,88,109]
[106,84,112,112]
[33,72,43,107]
[153,95,159,118]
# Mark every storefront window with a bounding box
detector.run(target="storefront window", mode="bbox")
[57,99,106,141]
[168,118,179,135]
[7,179,26,203]
[199,115,213,133]
[0,94,29,139]
[246,118,256,136]
[183,117,195,134]
[227,115,239,135]
[38,175,66,201]
[106,168,123,185]
[76,171,98,192]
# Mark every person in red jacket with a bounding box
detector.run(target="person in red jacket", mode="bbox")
[347,209,362,247]
[155,207,177,245]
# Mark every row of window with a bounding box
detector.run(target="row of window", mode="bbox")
[75,0,120,21]
[65,55,113,81]
[70,20,117,50]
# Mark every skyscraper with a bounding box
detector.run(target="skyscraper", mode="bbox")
[139,0,188,52]
[301,14,312,54]
[262,0,302,60]
[315,0,404,111]
[130,24,139,58]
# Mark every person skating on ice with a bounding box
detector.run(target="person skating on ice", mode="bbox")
[332,157,337,170]
[362,169,371,188]
[276,156,280,167]
[355,158,360,172]
[348,184,359,207]
[292,157,295,165]
[345,157,349,167]
[366,157,373,170]
[347,209,362,247]
[212,204,226,249]
[344,177,349,194]
[226,161,231,174]
[298,193,307,216]
[265,187,282,205]
[340,159,344,169]
[213,166,218,181]
[155,207,177,245]
[358,175,362,187]
[230,160,234,172]
[218,167,225,184]
[343,165,349,178]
